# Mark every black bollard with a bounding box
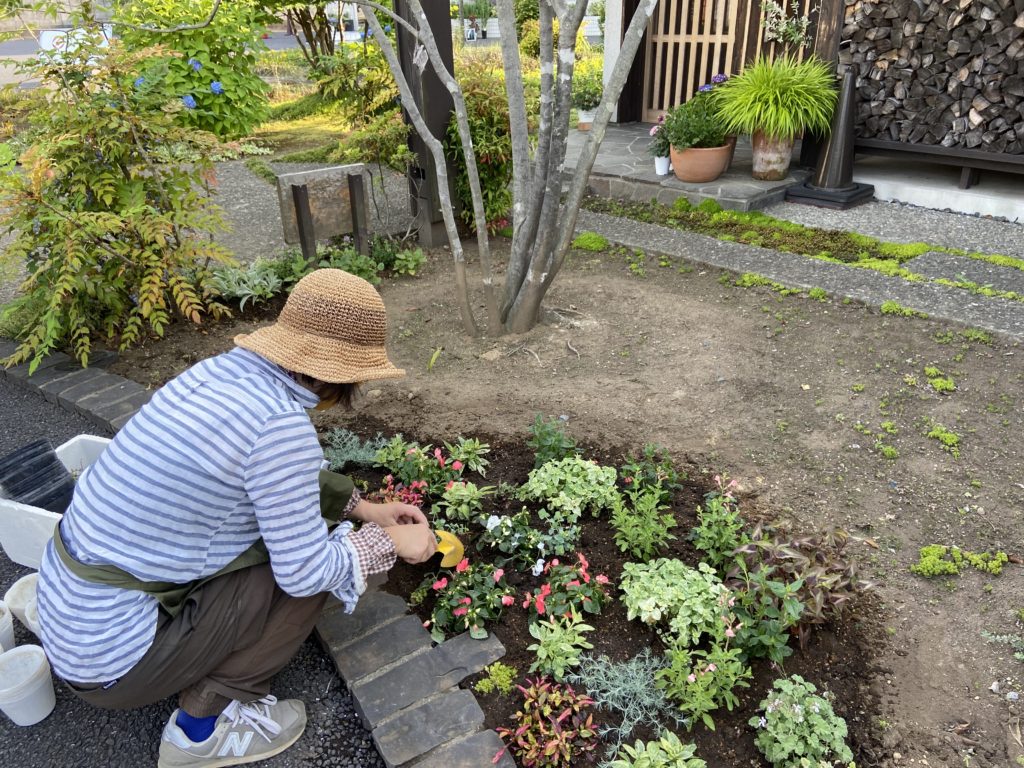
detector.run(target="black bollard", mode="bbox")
[786,68,875,209]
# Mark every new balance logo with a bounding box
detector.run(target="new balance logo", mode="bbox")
[218,730,254,757]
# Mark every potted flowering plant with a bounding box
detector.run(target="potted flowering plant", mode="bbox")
[662,91,731,183]
[648,116,671,175]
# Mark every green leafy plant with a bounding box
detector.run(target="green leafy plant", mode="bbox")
[880,300,925,317]
[117,0,272,138]
[620,559,730,646]
[568,650,687,755]
[728,565,804,664]
[496,677,598,768]
[713,55,837,140]
[611,483,677,561]
[662,92,727,150]
[609,731,707,768]
[519,456,620,527]
[208,260,284,310]
[433,480,495,533]
[0,32,231,371]
[474,661,519,695]
[909,545,1008,577]
[374,436,480,496]
[527,609,595,681]
[751,675,854,768]
[523,553,611,619]
[526,413,579,468]
[423,558,514,642]
[620,443,682,503]
[478,509,549,567]
[656,641,752,730]
[445,436,492,475]
[571,61,603,111]
[690,479,749,573]
[313,39,397,123]
[923,366,956,393]
[330,108,414,172]
[981,631,1024,662]
[760,0,813,47]
[925,421,961,458]
[572,232,610,251]
[323,428,389,471]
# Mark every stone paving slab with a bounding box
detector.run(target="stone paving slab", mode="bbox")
[577,209,1024,340]
[3,351,72,380]
[88,390,152,432]
[56,372,129,415]
[37,367,110,403]
[333,615,433,685]
[372,689,484,768]
[316,590,409,657]
[76,379,149,415]
[409,730,515,768]
[351,632,505,729]
[904,251,1024,296]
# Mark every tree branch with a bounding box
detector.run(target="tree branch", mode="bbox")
[107,0,225,34]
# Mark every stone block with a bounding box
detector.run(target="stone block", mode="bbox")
[372,689,483,768]
[89,390,153,431]
[352,632,504,729]
[315,590,408,655]
[276,164,365,244]
[333,615,433,685]
[4,351,72,381]
[56,372,129,415]
[0,338,17,361]
[409,730,514,768]
[76,378,148,413]
[38,368,108,404]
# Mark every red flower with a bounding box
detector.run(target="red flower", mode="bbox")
[460,596,472,604]
[451,460,464,471]
[501,594,515,606]
[539,583,552,598]
[493,568,505,582]
[432,577,448,591]
[453,606,468,617]
[535,595,546,615]
[567,579,581,588]
[455,558,469,573]
[577,553,589,572]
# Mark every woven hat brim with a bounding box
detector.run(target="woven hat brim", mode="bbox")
[235,323,405,384]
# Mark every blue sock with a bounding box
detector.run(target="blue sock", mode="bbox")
[176,710,218,742]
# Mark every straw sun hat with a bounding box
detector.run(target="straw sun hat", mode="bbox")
[235,269,405,384]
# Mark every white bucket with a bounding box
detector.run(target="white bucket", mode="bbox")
[4,573,38,628]
[0,601,14,652]
[0,645,56,726]
[23,597,40,638]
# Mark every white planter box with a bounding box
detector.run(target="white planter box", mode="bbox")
[0,435,111,569]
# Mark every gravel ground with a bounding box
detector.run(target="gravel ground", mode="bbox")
[0,378,383,768]
[762,199,1024,258]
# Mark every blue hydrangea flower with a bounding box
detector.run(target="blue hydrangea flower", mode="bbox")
[182,94,197,109]
[187,57,202,72]
[384,24,392,32]
[711,73,728,84]
[210,81,224,95]
[698,84,713,92]
[366,28,374,37]
[133,76,145,89]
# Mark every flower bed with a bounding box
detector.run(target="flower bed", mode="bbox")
[329,420,882,767]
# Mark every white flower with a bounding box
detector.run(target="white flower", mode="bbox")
[485,515,502,531]
[757,716,767,728]
[537,541,545,551]
[531,558,546,576]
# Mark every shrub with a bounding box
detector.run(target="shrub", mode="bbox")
[620,442,682,503]
[330,108,414,172]
[656,642,752,730]
[527,610,595,681]
[423,558,514,642]
[571,232,609,251]
[518,456,621,526]
[527,413,579,468]
[514,0,540,38]
[690,481,749,573]
[314,40,397,122]
[619,560,731,646]
[496,677,598,768]
[751,675,854,768]
[662,92,727,150]
[571,60,603,111]
[117,0,272,138]
[611,484,677,561]
[0,35,230,371]
[609,732,707,768]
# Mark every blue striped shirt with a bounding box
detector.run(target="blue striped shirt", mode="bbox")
[36,348,365,683]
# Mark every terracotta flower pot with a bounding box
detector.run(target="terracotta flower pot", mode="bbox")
[669,143,732,183]
[751,131,795,180]
[725,135,737,166]
[577,109,595,131]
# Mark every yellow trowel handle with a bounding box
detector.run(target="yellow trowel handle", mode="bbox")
[435,529,465,568]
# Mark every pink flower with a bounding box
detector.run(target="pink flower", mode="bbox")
[535,596,546,615]
[706,664,717,673]
[522,593,532,609]
[451,460,464,471]
[501,594,515,606]
[453,607,468,617]
[493,569,505,582]
[550,558,560,568]
[577,553,589,572]
[567,579,581,588]
[456,558,469,573]
[434,447,446,467]
[423,620,431,628]
[445,480,455,491]
[460,596,472,605]
[687,674,697,683]
[539,583,552,598]
[728,597,735,607]
[649,125,658,137]
[432,578,448,591]
[725,628,736,638]
[595,574,609,585]
[406,448,417,455]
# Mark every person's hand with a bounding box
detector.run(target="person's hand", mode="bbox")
[384,523,437,564]
[352,500,427,527]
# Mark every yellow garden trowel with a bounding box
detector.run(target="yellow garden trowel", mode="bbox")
[435,530,465,568]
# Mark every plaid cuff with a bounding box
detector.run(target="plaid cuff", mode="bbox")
[348,522,397,581]
[344,487,362,518]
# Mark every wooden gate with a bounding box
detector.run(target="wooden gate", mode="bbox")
[640,0,820,122]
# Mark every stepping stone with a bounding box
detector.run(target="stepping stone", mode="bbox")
[38,368,110,404]
[408,730,515,768]
[316,590,408,654]
[372,689,483,768]
[87,390,152,431]
[0,339,17,360]
[3,351,72,380]
[904,251,1024,297]
[333,615,433,685]
[56,372,131,415]
[352,632,504,729]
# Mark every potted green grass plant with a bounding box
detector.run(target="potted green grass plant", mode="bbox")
[572,66,603,131]
[713,55,837,180]
[662,92,731,183]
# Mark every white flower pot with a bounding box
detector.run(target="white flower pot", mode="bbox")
[577,109,596,131]
[654,156,670,175]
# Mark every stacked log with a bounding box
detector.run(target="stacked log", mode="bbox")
[839,0,1024,153]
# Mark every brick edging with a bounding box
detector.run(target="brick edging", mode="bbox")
[0,339,150,433]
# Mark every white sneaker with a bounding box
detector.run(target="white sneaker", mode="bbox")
[157,695,307,768]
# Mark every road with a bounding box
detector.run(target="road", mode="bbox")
[0,377,382,767]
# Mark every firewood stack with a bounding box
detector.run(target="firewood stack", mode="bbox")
[839,0,1024,153]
